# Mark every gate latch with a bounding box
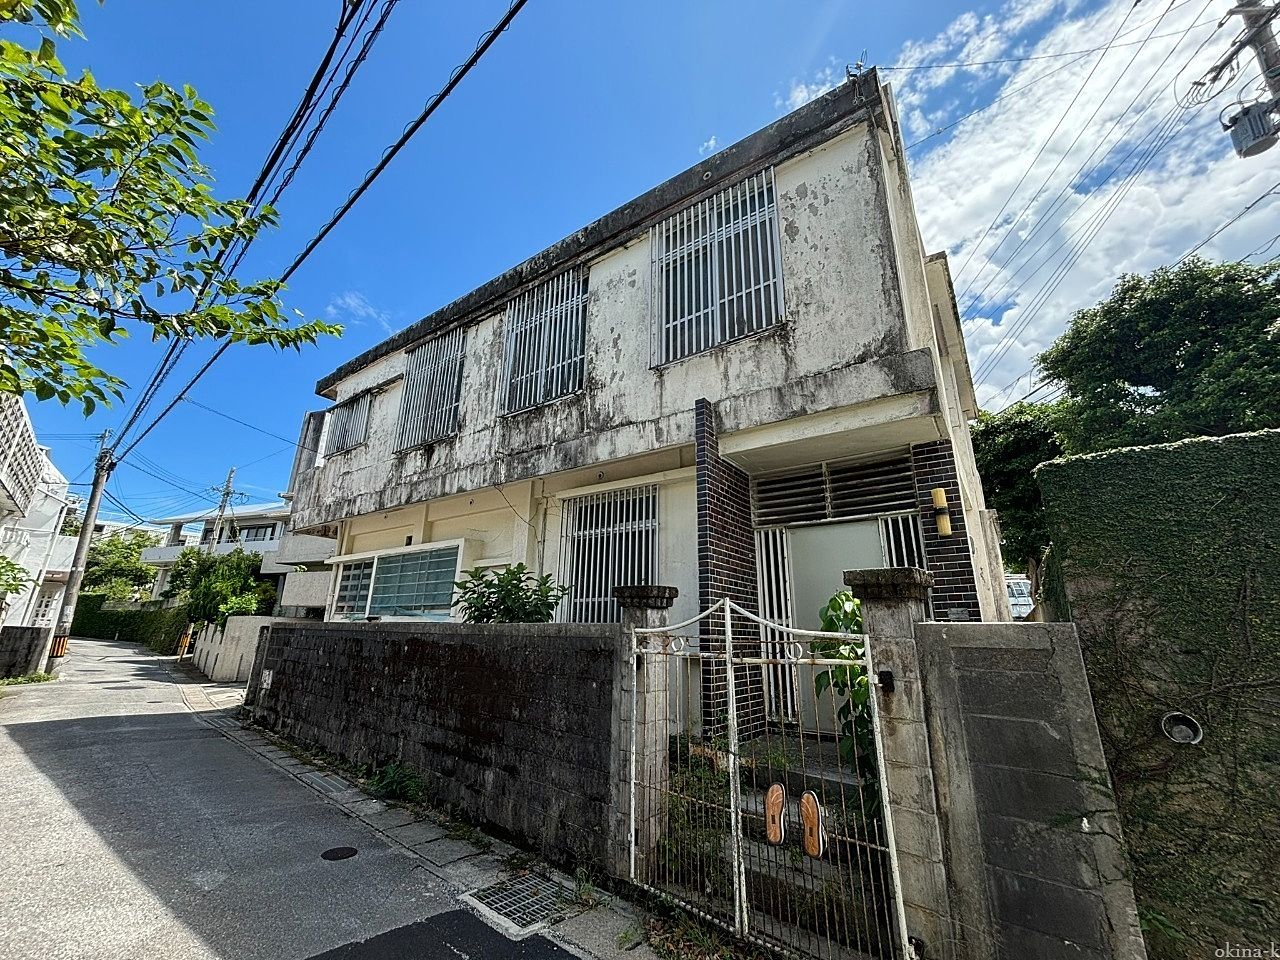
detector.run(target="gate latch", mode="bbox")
[876,669,895,693]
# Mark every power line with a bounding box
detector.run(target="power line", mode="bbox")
[114,0,532,465]
[182,397,317,452]
[952,2,1141,287]
[959,0,1215,313]
[1175,178,1280,263]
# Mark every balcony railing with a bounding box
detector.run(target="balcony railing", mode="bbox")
[142,539,282,564]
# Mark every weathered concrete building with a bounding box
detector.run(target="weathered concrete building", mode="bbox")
[291,72,1007,645]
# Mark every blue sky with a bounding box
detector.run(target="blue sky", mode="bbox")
[26,0,1279,523]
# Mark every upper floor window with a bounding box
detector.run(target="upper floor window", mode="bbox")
[322,393,371,457]
[238,523,278,543]
[397,326,466,451]
[651,168,783,365]
[503,267,589,413]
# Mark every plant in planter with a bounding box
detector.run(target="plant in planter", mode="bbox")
[452,564,569,623]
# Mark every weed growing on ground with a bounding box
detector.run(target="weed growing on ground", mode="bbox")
[643,911,772,960]
[367,762,426,803]
[615,924,643,950]
[0,672,55,686]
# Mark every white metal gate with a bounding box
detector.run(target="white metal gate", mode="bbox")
[628,599,910,959]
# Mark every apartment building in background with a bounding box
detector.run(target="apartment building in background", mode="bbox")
[141,502,334,618]
[287,72,1009,660]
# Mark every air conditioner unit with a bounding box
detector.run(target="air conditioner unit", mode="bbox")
[1226,100,1279,157]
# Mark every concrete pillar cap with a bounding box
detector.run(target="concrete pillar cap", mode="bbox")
[843,567,934,601]
[612,585,679,609]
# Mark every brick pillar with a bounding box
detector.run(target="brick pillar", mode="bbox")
[910,440,982,622]
[612,585,679,881]
[694,399,764,739]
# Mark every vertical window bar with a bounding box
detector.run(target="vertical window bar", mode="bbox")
[397,326,465,450]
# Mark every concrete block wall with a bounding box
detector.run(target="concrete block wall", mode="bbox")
[0,625,44,678]
[916,622,1146,960]
[247,619,624,871]
[192,616,280,683]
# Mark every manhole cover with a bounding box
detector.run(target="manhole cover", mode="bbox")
[321,846,359,861]
[470,873,574,930]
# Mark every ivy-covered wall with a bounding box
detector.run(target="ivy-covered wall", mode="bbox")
[71,594,189,655]
[1037,429,1280,958]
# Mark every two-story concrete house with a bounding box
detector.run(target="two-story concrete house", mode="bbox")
[290,73,1008,667]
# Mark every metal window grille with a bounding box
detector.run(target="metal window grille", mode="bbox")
[559,484,659,623]
[333,560,373,615]
[752,452,916,526]
[322,393,371,456]
[754,527,799,722]
[396,326,466,450]
[503,268,588,413]
[651,168,783,364]
[880,513,926,568]
[368,546,459,616]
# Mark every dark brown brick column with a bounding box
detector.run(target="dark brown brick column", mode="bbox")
[910,439,982,622]
[695,398,765,738]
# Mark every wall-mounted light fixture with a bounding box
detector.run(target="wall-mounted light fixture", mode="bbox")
[931,487,953,537]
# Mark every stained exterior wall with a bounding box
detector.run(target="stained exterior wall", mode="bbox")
[293,82,945,535]
[247,620,623,870]
[0,625,44,678]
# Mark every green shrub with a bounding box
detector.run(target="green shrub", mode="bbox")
[70,594,189,654]
[452,564,568,623]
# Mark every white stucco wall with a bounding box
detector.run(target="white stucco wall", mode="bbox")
[192,616,278,683]
[294,115,941,533]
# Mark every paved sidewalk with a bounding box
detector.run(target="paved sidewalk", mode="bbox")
[0,638,655,960]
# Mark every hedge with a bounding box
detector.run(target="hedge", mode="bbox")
[71,594,189,655]
[1037,429,1279,958]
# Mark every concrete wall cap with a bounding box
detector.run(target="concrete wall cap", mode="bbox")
[843,567,935,601]
[612,585,679,609]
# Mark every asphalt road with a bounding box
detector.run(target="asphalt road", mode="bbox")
[0,638,575,960]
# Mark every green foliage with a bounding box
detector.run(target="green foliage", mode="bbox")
[82,529,159,600]
[58,510,80,536]
[452,563,569,623]
[1038,430,1280,957]
[180,547,272,628]
[69,593,188,654]
[812,592,878,815]
[971,401,1065,571]
[367,762,425,803]
[0,0,340,410]
[0,671,54,685]
[0,554,32,597]
[1039,258,1280,454]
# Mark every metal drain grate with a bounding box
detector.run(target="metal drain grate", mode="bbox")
[470,873,573,930]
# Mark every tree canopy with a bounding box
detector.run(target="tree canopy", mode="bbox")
[976,257,1280,571]
[1040,257,1280,453]
[0,0,340,410]
[82,529,159,600]
[971,402,1063,572]
[164,546,274,627]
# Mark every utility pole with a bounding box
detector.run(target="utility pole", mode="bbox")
[1212,1,1280,156]
[207,468,236,552]
[44,431,113,671]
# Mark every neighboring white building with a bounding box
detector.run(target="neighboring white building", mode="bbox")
[141,502,334,618]
[0,395,75,629]
[287,72,1009,641]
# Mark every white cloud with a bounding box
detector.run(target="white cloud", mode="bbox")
[777,62,845,111]
[324,290,395,335]
[699,135,719,156]
[796,0,1280,410]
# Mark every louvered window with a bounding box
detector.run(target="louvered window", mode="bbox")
[323,393,371,456]
[559,485,659,623]
[397,326,466,450]
[752,453,916,526]
[651,168,783,364]
[503,268,588,413]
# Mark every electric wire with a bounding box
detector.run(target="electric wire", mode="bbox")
[113,0,532,465]
[1175,179,1280,263]
[951,1,1142,286]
